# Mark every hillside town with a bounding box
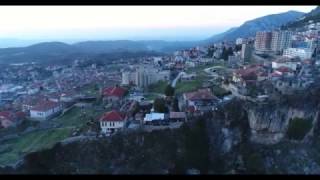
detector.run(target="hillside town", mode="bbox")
[0,14,320,169]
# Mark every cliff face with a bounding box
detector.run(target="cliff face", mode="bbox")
[246,102,319,144]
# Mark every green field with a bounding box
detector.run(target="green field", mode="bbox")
[0,107,103,166]
[53,107,101,128]
[144,94,159,101]
[147,80,169,94]
[0,128,71,166]
[186,61,225,74]
[175,80,203,94]
[80,83,100,96]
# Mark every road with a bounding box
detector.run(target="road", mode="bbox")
[171,72,185,88]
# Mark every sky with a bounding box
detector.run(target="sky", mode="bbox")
[0,6,317,43]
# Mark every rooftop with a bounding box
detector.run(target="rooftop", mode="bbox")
[100,110,125,122]
[184,88,217,101]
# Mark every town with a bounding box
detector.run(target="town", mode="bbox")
[0,18,320,167]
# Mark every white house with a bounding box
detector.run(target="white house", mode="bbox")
[99,110,125,134]
[143,112,168,125]
[30,100,62,121]
[283,48,313,60]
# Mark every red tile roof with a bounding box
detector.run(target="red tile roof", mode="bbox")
[184,88,216,101]
[0,111,14,121]
[100,110,125,122]
[31,100,60,112]
[103,87,126,97]
[276,66,293,73]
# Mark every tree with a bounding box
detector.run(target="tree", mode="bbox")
[221,47,233,61]
[153,98,168,113]
[165,85,175,97]
[235,44,242,52]
[172,97,180,111]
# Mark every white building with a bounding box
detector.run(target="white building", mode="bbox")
[236,38,247,45]
[30,100,62,121]
[271,57,299,71]
[121,71,136,85]
[283,48,313,60]
[143,112,168,125]
[135,66,170,88]
[99,110,125,134]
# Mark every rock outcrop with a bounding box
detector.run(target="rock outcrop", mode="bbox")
[246,99,319,144]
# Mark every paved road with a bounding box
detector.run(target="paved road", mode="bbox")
[171,72,185,87]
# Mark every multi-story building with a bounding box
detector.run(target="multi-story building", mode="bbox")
[271,30,293,54]
[121,71,136,85]
[135,66,170,88]
[283,48,313,60]
[254,31,272,53]
[241,42,253,63]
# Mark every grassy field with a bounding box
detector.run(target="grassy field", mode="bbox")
[186,61,225,74]
[144,94,159,101]
[0,128,71,166]
[0,107,103,166]
[175,80,203,94]
[53,107,101,128]
[80,83,100,96]
[147,80,169,94]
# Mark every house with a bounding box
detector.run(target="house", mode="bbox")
[21,95,47,113]
[102,86,126,103]
[143,112,169,125]
[60,91,78,103]
[274,66,294,77]
[0,111,16,128]
[169,112,187,122]
[233,66,259,84]
[46,92,61,102]
[30,100,62,121]
[99,110,126,134]
[134,112,144,124]
[183,88,219,112]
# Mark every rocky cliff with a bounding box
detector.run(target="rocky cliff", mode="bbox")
[245,89,320,144]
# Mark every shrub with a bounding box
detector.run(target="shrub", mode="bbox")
[287,117,313,140]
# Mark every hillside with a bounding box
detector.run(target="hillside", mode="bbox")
[205,10,304,44]
[2,96,320,174]
[0,40,197,64]
[281,6,320,30]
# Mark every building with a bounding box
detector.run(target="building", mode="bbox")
[183,88,218,112]
[143,112,169,125]
[241,42,253,63]
[254,31,272,53]
[102,86,127,102]
[121,71,136,85]
[0,111,16,128]
[271,30,293,54]
[30,100,62,120]
[271,57,300,71]
[236,38,247,45]
[99,110,125,134]
[283,48,313,60]
[169,112,187,122]
[135,66,170,88]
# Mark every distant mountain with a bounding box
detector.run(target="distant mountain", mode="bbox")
[282,6,320,30]
[204,10,305,44]
[0,10,309,65]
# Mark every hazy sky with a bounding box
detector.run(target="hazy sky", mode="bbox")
[0,6,316,42]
